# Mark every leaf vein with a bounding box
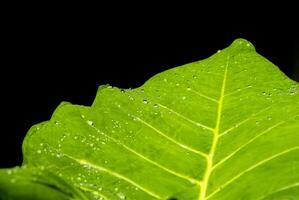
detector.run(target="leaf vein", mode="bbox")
[199,54,229,200]
[213,120,285,170]
[219,105,272,137]
[157,103,214,132]
[88,124,201,184]
[63,153,163,199]
[257,182,299,200]
[207,146,299,199]
[135,116,209,158]
[188,89,218,103]
[79,186,109,200]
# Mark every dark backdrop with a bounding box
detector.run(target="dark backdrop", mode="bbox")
[1,12,298,167]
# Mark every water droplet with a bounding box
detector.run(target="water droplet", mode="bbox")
[289,91,296,96]
[7,170,12,175]
[81,114,85,119]
[140,89,144,93]
[37,150,42,154]
[187,87,191,91]
[255,121,260,125]
[60,134,67,142]
[117,192,126,199]
[56,153,62,158]
[267,116,272,120]
[114,187,119,191]
[143,99,148,104]
[87,120,94,126]
[182,96,186,100]
[128,96,134,101]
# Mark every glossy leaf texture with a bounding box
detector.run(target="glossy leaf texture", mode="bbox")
[1,39,299,200]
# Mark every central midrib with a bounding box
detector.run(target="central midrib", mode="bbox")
[199,56,229,200]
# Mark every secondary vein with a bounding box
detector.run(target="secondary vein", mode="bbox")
[88,124,201,184]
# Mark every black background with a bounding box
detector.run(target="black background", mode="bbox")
[1,8,299,168]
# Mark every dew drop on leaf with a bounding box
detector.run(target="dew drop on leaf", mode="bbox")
[117,192,126,199]
[143,99,149,104]
[267,116,272,120]
[87,120,94,126]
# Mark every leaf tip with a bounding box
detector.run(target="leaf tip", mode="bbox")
[229,38,256,52]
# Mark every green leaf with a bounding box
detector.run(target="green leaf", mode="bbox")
[1,39,299,200]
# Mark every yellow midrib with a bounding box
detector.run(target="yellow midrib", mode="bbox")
[199,56,229,200]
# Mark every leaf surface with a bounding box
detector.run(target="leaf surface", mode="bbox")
[1,39,299,200]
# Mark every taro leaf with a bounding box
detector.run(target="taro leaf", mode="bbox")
[1,39,299,200]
